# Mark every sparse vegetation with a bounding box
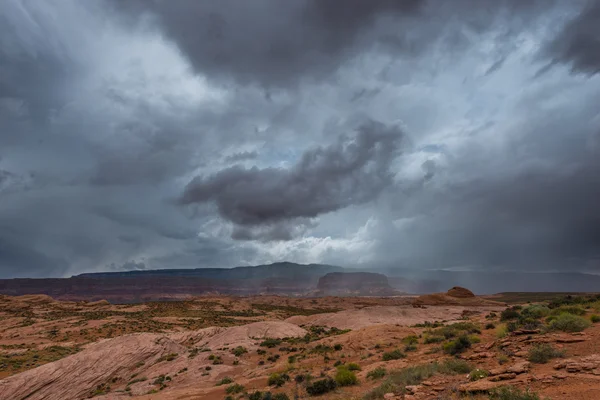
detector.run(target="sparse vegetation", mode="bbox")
[216,377,234,386]
[528,344,564,364]
[591,314,600,323]
[468,368,489,381]
[442,335,472,355]
[335,366,358,386]
[267,373,289,387]
[305,377,337,396]
[225,383,245,394]
[367,367,386,380]
[382,349,406,361]
[260,338,282,348]
[489,386,542,400]
[547,313,591,332]
[363,360,473,399]
[231,346,247,357]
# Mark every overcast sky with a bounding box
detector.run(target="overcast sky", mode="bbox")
[1,0,599,278]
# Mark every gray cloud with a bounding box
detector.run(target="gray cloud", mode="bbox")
[113,0,424,86]
[1,0,599,284]
[544,1,600,75]
[180,121,403,239]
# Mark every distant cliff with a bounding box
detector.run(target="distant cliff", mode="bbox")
[316,272,397,296]
[0,262,344,302]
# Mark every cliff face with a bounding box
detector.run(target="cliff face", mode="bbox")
[316,272,396,296]
[0,263,344,302]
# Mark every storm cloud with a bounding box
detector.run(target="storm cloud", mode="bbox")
[180,121,403,239]
[1,0,599,280]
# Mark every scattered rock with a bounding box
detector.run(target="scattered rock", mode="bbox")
[459,379,504,393]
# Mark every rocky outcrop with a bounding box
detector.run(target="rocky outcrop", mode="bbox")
[0,321,306,400]
[316,272,396,296]
[447,286,475,298]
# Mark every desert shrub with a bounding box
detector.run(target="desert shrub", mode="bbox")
[591,314,600,323]
[528,344,564,364]
[382,349,406,361]
[346,362,361,371]
[439,358,473,374]
[468,368,489,381]
[211,355,223,365]
[267,372,289,387]
[335,367,358,386]
[485,323,496,330]
[216,377,233,386]
[404,344,418,352]
[305,378,337,396]
[521,305,551,319]
[267,354,280,362]
[423,334,444,344]
[501,308,521,321]
[333,343,343,351]
[157,353,178,362]
[225,383,245,394]
[260,338,282,348]
[489,386,541,400]
[551,305,586,316]
[363,360,472,400]
[231,346,247,357]
[272,394,290,400]
[402,335,419,345]
[496,325,508,338]
[428,322,480,340]
[367,367,386,380]
[442,335,472,355]
[248,391,263,400]
[548,313,591,332]
[498,354,510,365]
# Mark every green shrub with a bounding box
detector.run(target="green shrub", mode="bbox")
[404,344,418,352]
[216,377,233,386]
[590,314,600,323]
[468,368,488,381]
[551,306,586,316]
[346,362,361,371]
[521,305,550,319]
[225,383,245,394]
[366,367,386,380]
[267,373,289,387]
[423,334,444,344]
[305,378,337,396]
[489,386,541,400]
[260,338,282,348]
[485,323,496,330]
[442,335,472,355]
[548,313,591,332]
[363,360,472,400]
[527,344,564,364]
[401,335,419,345]
[333,343,343,351]
[231,346,247,357]
[273,394,290,400]
[496,325,508,338]
[439,358,473,374]
[501,308,520,321]
[335,367,358,386]
[382,349,406,361]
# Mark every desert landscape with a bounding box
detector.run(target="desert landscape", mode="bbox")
[2,286,600,400]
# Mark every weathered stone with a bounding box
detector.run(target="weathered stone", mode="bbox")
[506,361,530,374]
[489,373,517,381]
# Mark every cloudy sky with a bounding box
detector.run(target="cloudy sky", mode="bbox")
[1,0,599,278]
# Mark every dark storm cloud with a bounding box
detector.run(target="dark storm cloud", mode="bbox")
[544,1,600,75]
[113,0,423,86]
[180,121,403,239]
